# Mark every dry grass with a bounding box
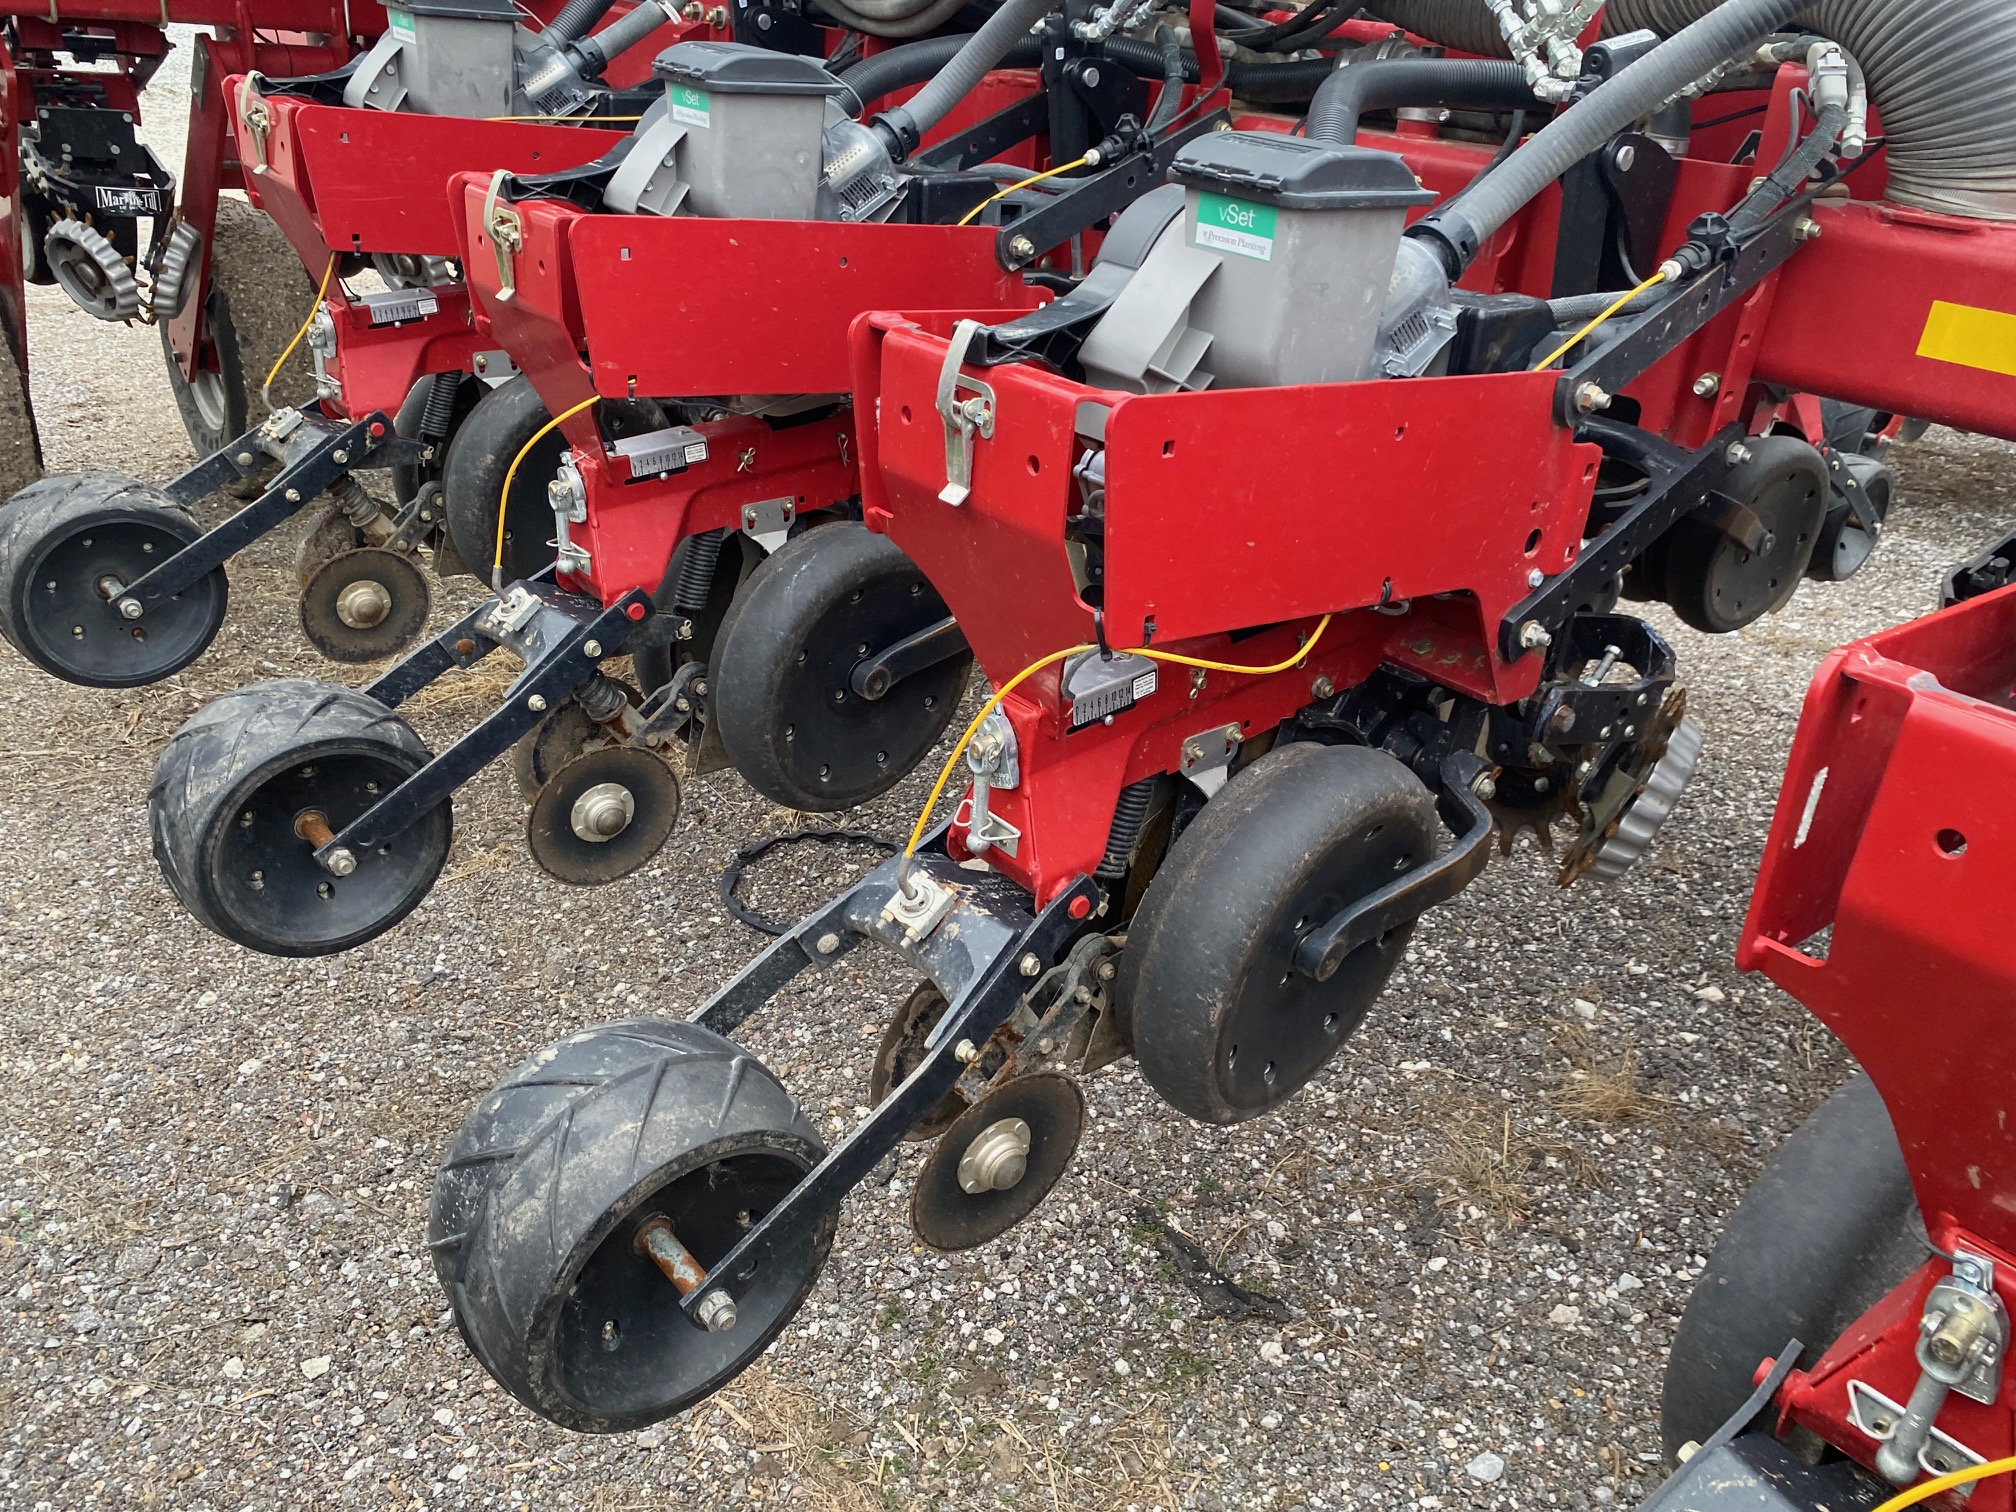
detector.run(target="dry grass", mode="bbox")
[1422,1094,1592,1225]
[1545,1023,1671,1126]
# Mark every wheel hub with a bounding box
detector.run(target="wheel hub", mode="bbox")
[956,1118,1031,1194]
[335,578,392,629]
[570,782,635,842]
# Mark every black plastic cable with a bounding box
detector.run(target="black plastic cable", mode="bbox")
[721,829,899,936]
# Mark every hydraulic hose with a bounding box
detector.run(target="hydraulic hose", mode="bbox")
[1375,0,2016,223]
[876,0,1055,153]
[1409,0,1809,275]
[1144,25,1185,135]
[541,0,620,48]
[1305,57,1541,143]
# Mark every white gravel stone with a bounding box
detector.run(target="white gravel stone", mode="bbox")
[1467,1451,1507,1483]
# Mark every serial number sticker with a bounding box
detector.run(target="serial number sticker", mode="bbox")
[1194,192,1276,263]
[668,84,711,129]
[1917,299,2016,379]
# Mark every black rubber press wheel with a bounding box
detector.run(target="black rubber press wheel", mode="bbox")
[0,471,227,686]
[430,1018,832,1432]
[712,523,968,811]
[1119,742,1436,1125]
[149,679,451,956]
[1662,436,1829,635]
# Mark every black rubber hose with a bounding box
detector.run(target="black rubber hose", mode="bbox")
[1145,26,1185,135]
[1305,57,1541,144]
[568,0,674,79]
[1411,0,1809,275]
[836,33,1042,115]
[542,0,620,48]
[1377,0,2016,223]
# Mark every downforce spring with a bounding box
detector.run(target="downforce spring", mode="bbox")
[672,529,727,618]
[329,473,385,531]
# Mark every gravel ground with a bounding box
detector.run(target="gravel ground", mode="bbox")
[6,44,2016,1512]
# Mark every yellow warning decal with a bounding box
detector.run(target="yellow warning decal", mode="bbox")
[1918,300,2016,378]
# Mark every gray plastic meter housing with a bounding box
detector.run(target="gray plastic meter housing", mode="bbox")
[344,0,519,118]
[651,41,850,219]
[1169,131,1434,388]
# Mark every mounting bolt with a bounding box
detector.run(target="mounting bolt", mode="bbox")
[236,451,255,465]
[1471,774,1498,802]
[814,932,840,956]
[1527,568,1545,589]
[1018,953,1042,977]
[1727,442,1753,466]
[954,1039,980,1064]
[284,488,302,503]
[1007,235,1037,265]
[1792,217,1823,243]
[324,847,357,878]
[118,598,143,620]
[1549,705,1577,735]
[584,639,604,658]
[1692,372,1721,398]
[1573,383,1612,414]
[332,449,349,464]
[695,1290,738,1333]
[1613,143,1637,172]
[1519,620,1553,651]
[1096,960,1117,981]
[528,694,549,712]
[1311,674,1335,698]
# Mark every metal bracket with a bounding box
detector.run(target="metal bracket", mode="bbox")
[850,615,967,701]
[1178,722,1243,797]
[481,169,523,303]
[235,75,271,176]
[738,496,796,553]
[935,319,995,506]
[1292,754,1497,982]
[1846,1380,1989,1492]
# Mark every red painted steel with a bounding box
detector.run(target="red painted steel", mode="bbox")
[1733,585,2016,1506]
[855,311,1601,902]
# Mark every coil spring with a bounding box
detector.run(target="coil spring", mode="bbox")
[329,473,384,531]
[1095,778,1156,881]
[673,529,726,617]
[418,371,460,441]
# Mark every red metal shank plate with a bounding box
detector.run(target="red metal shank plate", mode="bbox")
[241,92,622,260]
[566,215,1041,400]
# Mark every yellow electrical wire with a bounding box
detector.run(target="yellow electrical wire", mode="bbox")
[956,156,1093,228]
[1531,267,1671,372]
[1870,1456,2016,1512]
[494,393,598,591]
[902,614,1335,860]
[262,251,339,404]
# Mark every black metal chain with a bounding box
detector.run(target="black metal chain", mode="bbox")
[720,828,900,936]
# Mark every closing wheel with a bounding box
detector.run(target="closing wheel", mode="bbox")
[162,197,318,459]
[1119,742,1436,1126]
[441,376,571,585]
[298,546,432,662]
[430,1018,832,1432]
[1807,455,1894,585]
[912,1072,1085,1252]
[525,745,681,885]
[868,982,969,1143]
[1662,436,1829,635]
[294,503,363,589]
[0,471,227,687]
[1661,1076,1925,1462]
[507,684,638,800]
[712,522,969,811]
[149,679,452,956]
